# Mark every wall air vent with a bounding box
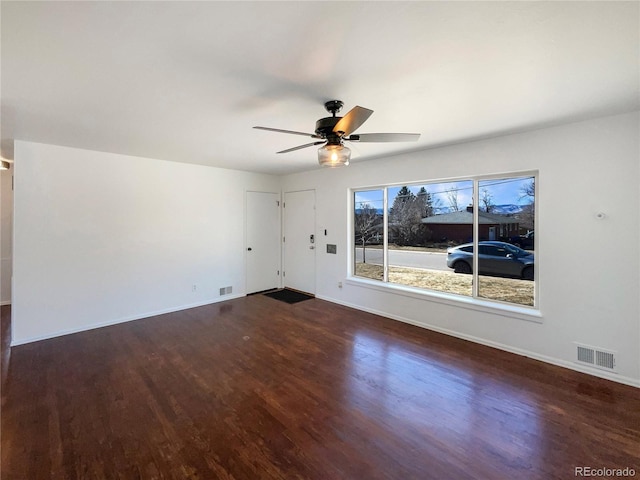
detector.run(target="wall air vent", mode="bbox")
[575,343,616,372]
[219,286,233,296]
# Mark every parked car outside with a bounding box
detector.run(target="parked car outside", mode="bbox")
[446,241,534,280]
[509,230,534,250]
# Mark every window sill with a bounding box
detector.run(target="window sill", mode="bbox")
[345,276,542,324]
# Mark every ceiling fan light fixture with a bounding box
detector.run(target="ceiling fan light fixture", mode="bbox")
[318,144,350,167]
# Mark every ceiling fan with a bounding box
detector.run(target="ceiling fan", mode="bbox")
[254,100,420,167]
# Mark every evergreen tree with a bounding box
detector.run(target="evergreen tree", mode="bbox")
[416,186,434,217]
[389,186,432,245]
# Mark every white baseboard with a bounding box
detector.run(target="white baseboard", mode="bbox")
[11,294,245,346]
[316,294,640,389]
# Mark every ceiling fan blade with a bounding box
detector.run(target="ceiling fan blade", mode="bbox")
[333,106,374,136]
[277,141,326,154]
[346,133,421,142]
[254,126,322,139]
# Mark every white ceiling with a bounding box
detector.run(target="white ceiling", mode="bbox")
[2,1,638,175]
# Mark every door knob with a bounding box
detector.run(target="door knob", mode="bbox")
[309,246,315,250]
[247,247,252,251]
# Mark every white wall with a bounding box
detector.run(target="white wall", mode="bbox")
[282,112,640,386]
[1,167,13,305]
[12,141,280,345]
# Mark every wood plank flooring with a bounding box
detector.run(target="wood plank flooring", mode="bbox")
[1,297,639,479]
[0,304,10,395]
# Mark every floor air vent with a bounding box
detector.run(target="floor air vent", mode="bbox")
[575,343,616,371]
[219,286,232,296]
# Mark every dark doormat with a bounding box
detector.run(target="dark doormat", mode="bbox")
[264,288,314,304]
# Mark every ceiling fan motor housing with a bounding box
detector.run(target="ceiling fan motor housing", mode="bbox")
[315,116,343,144]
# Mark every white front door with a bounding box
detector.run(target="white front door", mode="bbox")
[283,190,316,294]
[246,191,281,294]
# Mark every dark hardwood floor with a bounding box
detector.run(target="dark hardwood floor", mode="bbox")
[1,297,639,480]
[0,304,10,404]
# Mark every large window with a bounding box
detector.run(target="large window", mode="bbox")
[352,174,536,308]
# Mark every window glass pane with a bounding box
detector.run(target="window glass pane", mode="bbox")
[354,189,384,280]
[387,181,473,297]
[477,176,535,306]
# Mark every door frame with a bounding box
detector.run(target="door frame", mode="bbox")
[245,190,282,294]
[283,189,316,295]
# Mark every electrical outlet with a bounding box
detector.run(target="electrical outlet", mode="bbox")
[338,281,343,288]
[192,284,197,292]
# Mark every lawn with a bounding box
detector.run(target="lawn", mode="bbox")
[355,263,534,306]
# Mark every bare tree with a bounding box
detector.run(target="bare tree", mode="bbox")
[354,202,380,263]
[480,188,494,213]
[519,179,535,231]
[520,179,535,199]
[445,187,460,212]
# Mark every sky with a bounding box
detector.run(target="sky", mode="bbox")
[354,176,534,213]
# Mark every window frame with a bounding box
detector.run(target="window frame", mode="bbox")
[349,171,540,322]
